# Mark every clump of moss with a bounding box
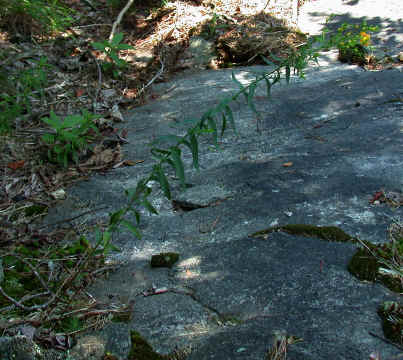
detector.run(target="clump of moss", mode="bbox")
[128,331,192,360]
[103,353,119,360]
[128,331,165,360]
[151,252,179,268]
[251,224,355,243]
[279,224,354,242]
[347,241,402,293]
[378,301,402,346]
[24,204,48,217]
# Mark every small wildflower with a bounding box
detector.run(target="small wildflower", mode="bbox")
[360,32,371,45]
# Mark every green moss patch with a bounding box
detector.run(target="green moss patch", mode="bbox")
[128,331,166,360]
[251,224,355,243]
[128,331,192,360]
[24,204,48,217]
[347,240,402,293]
[151,252,179,268]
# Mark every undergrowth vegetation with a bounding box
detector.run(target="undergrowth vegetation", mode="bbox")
[0,0,74,37]
[0,0,401,357]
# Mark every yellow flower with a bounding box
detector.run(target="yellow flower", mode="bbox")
[360,32,371,45]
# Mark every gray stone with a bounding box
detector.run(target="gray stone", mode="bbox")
[0,336,65,360]
[68,322,131,360]
[33,0,403,359]
[181,36,217,70]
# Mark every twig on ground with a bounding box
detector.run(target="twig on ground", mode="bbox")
[0,285,55,311]
[137,60,165,97]
[10,253,53,294]
[1,206,108,244]
[0,291,50,313]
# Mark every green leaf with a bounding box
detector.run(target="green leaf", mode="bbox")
[142,198,159,215]
[260,55,276,67]
[248,82,257,114]
[116,43,133,50]
[102,231,112,245]
[111,32,124,46]
[120,219,142,239]
[63,115,85,128]
[170,147,185,187]
[285,65,291,83]
[134,179,148,198]
[133,209,141,224]
[63,152,68,167]
[265,77,272,98]
[92,42,106,51]
[42,111,61,129]
[200,109,213,129]
[109,52,120,64]
[272,71,281,86]
[41,133,55,144]
[179,137,198,170]
[188,131,199,170]
[155,164,171,199]
[103,241,120,255]
[207,115,218,145]
[126,205,141,223]
[220,113,227,138]
[269,53,285,63]
[150,147,171,157]
[224,105,237,135]
[109,209,125,226]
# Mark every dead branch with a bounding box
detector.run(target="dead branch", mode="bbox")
[109,0,134,41]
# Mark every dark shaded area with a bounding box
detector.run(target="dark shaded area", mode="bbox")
[344,0,360,5]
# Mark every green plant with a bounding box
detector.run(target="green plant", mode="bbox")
[99,36,323,243]
[18,56,50,111]
[321,17,379,64]
[41,110,99,167]
[203,12,227,39]
[0,21,375,351]
[92,33,134,78]
[0,57,50,134]
[0,0,75,36]
[0,94,22,135]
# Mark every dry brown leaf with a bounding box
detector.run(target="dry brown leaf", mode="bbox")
[7,160,25,170]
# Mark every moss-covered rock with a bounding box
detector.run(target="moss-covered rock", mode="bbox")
[251,224,355,243]
[151,252,179,268]
[347,241,402,293]
[128,331,165,360]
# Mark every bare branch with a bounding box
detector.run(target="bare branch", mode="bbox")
[109,0,134,41]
